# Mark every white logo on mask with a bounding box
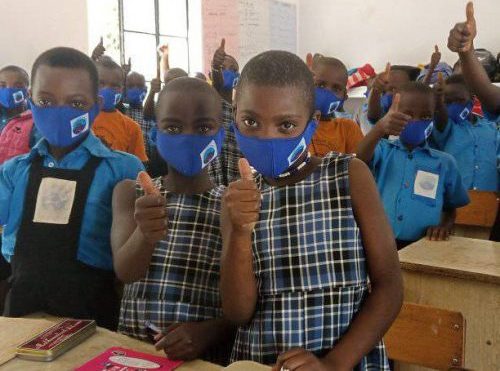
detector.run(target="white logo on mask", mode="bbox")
[200,140,218,168]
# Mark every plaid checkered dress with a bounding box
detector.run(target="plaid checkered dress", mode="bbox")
[231,153,389,370]
[119,178,227,360]
[124,106,156,159]
[208,100,242,186]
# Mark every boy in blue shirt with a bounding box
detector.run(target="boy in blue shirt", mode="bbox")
[432,74,498,191]
[357,82,469,248]
[0,47,143,329]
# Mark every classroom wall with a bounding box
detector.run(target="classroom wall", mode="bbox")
[0,0,88,73]
[297,0,500,72]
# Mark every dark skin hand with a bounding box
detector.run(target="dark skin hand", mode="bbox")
[30,65,99,160]
[0,69,29,118]
[422,45,441,86]
[143,66,162,120]
[91,37,106,62]
[211,38,239,103]
[367,63,390,122]
[448,2,500,114]
[223,84,403,369]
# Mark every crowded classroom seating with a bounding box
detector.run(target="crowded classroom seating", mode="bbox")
[0,1,498,370]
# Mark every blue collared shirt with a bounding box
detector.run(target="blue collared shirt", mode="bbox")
[0,133,144,270]
[432,116,499,191]
[371,139,470,242]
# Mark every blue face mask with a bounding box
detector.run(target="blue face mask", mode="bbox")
[156,127,225,177]
[0,87,28,109]
[381,93,393,113]
[400,119,433,146]
[315,87,344,117]
[222,69,240,91]
[99,88,122,112]
[29,100,99,148]
[232,120,318,179]
[447,101,473,124]
[126,87,147,108]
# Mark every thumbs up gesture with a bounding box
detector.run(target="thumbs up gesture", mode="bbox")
[372,62,391,93]
[212,38,226,70]
[375,94,411,136]
[222,158,261,234]
[430,45,442,67]
[91,37,106,62]
[448,2,477,53]
[135,171,167,244]
[122,57,132,76]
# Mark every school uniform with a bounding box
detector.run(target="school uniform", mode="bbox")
[371,139,469,244]
[119,178,231,363]
[0,133,143,329]
[231,153,389,369]
[432,115,499,191]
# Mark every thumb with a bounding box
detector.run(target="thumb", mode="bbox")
[466,1,475,24]
[306,53,313,69]
[220,38,226,52]
[238,158,253,181]
[390,93,400,112]
[99,36,103,46]
[128,57,131,65]
[435,44,439,53]
[384,62,391,80]
[137,171,160,196]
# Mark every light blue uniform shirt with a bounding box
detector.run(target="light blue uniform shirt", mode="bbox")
[371,139,470,242]
[432,115,499,191]
[0,133,144,270]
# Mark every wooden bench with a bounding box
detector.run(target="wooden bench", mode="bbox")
[454,191,498,239]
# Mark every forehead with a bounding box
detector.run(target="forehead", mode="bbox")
[32,65,94,96]
[0,69,28,85]
[399,91,434,110]
[97,65,123,81]
[237,83,309,116]
[445,82,469,95]
[158,90,221,118]
[127,73,145,84]
[315,63,347,83]
[389,70,410,83]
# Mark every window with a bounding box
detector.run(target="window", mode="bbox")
[120,0,190,81]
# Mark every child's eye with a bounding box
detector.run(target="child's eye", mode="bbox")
[243,119,258,128]
[37,99,51,107]
[166,126,181,134]
[71,101,85,109]
[280,121,297,131]
[198,125,212,134]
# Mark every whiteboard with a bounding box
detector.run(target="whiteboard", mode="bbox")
[202,0,298,73]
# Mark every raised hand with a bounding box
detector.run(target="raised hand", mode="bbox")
[222,158,261,234]
[372,62,391,93]
[430,45,442,67]
[212,38,226,70]
[122,57,132,76]
[157,44,169,56]
[448,2,477,53]
[375,94,411,136]
[91,37,106,61]
[135,171,166,244]
[150,65,162,94]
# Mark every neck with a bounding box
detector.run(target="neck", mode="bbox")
[163,167,214,195]
[265,153,321,187]
[48,135,87,161]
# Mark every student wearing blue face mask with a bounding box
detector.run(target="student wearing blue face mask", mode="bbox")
[92,57,148,163]
[221,51,402,370]
[431,74,499,191]
[357,82,470,249]
[112,77,235,364]
[308,56,364,157]
[0,47,144,328]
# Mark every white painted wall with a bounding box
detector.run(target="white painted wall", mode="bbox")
[0,0,88,74]
[297,0,500,72]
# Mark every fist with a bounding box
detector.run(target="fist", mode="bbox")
[448,2,477,53]
[212,38,226,70]
[222,159,261,233]
[426,225,452,241]
[134,194,167,245]
[375,94,411,136]
[91,37,106,61]
[150,78,162,93]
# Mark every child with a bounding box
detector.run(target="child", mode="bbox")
[207,39,243,186]
[356,83,470,248]
[446,2,499,192]
[113,77,234,363]
[309,56,364,156]
[92,57,148,162]
[220,51,402,369]
[432,74,498,191]
[0,47,144,329]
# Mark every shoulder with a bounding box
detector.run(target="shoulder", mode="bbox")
[320,152,356,177]
[102,150,144,178]
[120,111,142,130]
[427,148,460,171]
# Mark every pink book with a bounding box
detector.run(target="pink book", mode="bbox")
[75,347,183,371]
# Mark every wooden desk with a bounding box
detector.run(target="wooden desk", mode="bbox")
[398,237,500,370]
[0,317,270,371]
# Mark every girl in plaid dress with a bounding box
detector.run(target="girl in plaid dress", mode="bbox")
[220,51,403,370]
[111,77,234,363]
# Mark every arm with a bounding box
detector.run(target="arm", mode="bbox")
[110,179,167,283]
[448,2,500,114]
[158,45,170,82]
[322,159,403,370]
[211,39,232,102]
[143,76,162,121]
[367,63,391,123]
[355,125,385,164]
[422,45,441,86]
[219,159,260,325]
[433,73,449,131]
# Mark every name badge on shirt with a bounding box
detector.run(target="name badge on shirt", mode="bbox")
[33,178,77,224]
[414,170,439,200]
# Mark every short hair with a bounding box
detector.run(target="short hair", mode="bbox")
[235,50,315,115]
[95,56,122,72]
[165,68,188,84]
[31,47,98,98]
[392,65,421,82]
[316,56,348,80]
[445,74,472,95]
[0,65,29,86]
[399,81,434,96]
